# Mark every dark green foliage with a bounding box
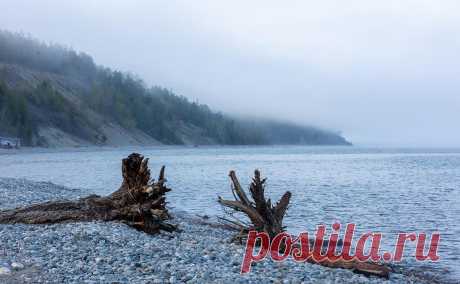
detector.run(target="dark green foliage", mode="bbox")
[29,81,98,142]
[0,81,100,146]
[0,30,350,146]
[250,120,351,145]
[0,83,34,144]
[86,70,267,144]
[0,30,97,82]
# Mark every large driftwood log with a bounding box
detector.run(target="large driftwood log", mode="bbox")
[0,153,176,234]
[218,170,390,279]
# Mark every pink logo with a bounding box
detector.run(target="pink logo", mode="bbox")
[241,222,440,273]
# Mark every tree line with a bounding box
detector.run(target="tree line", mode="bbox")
[0,30,349,146]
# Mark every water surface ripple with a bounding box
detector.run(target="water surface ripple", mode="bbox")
[0,146,458,282]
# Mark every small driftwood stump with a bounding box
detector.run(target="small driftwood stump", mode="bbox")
[218,170,390,278]
[218,170,291,241]
[0,153,176,234]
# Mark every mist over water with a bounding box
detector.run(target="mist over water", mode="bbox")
[1,1,460,283]
[0,146,459,281]
[1,1,459,146]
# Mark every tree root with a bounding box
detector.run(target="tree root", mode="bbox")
[218,169,390,278]
[0,153,176,234]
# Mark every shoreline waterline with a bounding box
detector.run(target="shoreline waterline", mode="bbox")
[0,146,458,282]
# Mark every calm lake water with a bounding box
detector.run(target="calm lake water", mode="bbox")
[0,146,459,282]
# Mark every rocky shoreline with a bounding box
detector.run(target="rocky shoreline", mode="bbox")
[0,178,437,283]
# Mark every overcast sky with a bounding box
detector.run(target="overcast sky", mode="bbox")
[1,0,459,146]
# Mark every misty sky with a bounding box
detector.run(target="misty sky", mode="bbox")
[1,0,459,146]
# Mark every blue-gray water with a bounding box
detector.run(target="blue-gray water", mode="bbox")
[0,146,459,282]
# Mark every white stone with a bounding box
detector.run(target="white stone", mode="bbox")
[0,267,11,275]
[11,262,24,270]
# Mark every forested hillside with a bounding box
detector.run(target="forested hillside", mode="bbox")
[0,30,350,147]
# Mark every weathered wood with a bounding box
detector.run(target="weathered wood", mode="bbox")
[229,170,252,206]
[218,169,390,279]
[309,258,391,278]
[0,153,176,234]
[218,170,291,239]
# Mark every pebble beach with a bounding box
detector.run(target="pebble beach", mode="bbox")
[0,177,439,284]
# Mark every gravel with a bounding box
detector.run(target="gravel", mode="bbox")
[0,178,84,210]
[0,178,436,283]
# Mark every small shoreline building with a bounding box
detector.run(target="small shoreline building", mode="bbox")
[0,136,21,149]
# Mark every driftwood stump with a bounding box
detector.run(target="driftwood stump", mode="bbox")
[218,170,291,241]
[0,153,176,234]
[218,169,390,278]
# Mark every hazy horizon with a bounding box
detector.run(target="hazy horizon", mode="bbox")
[1,1,459,147]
